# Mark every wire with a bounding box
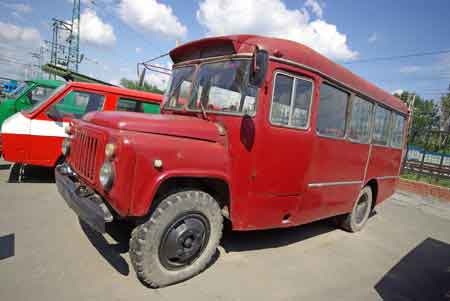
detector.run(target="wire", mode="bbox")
[344,49,450,65]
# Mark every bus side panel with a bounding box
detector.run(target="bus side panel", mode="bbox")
[298,137,370,222]
[365,146,403,204]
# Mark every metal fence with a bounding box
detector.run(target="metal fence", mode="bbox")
[402,128,450,181]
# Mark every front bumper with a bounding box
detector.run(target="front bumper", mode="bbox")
[55,164,113,233]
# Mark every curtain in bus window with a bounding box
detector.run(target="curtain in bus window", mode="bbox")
[316,84,349,137]
[271,74,293,126]
[349,96,372,143]
[391,113,405,148]
[291,79,313,128]
[372,106,391,145]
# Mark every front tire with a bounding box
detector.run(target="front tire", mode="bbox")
[129,190,223,288]
[338,186,373,232]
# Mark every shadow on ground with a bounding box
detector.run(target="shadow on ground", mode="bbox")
[0,162,11,170]
[79,219,132,276]
[78,215,339,281]
[221,218,337,252]
[375,237,450,300]
[8,163,55,183]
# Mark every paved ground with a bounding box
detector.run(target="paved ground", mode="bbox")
[0,160,449,301]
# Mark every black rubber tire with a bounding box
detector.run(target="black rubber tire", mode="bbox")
[8,163,23,183]
[129,190,223,288]
[338,186,373,233]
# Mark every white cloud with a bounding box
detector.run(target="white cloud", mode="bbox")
[305,0,323,18]
[117,0,187,40]
[368,32,377,43]
[136,47,142,53]
[196,0,357,61]
[399,65,421,74]
[80,8,116,46]
[0,22,41,45]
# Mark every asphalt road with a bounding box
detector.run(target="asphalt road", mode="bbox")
[0,161,449,301]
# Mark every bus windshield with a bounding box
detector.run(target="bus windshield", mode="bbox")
[164,59,258,115]
[189,60,257,115]
[164,66,195,110]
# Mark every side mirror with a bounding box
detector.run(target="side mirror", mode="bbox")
[46,106,61,120]
[250,47,269,87]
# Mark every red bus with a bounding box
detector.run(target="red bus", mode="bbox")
[56,35,409,287]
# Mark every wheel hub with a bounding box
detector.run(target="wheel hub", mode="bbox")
[159,213,210,270]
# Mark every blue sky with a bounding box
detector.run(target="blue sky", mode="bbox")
[0,0,449,100]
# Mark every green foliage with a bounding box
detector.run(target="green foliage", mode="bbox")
[394,91,439,130]
[119,78,165,95]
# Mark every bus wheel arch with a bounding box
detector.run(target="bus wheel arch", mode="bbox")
[365,178,378,211]
[147,176,231,221]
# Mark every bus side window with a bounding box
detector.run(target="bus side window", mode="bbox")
[372,106,391,145]
[348,96,372,143]
[316,83,349,138]
[116,98,160,114]
[270,73,313,129]
[390,113,405,148]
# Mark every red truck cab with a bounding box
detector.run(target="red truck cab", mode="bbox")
[56,35,409,287]
[2,82,162,169]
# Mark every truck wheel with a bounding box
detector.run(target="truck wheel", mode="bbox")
[129,190,223,288]
[337,186,373,233]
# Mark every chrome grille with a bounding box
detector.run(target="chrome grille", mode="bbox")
[69,128,100,182]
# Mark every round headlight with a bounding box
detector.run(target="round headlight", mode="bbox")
[61,138,71,156]
[99,161,115,190]
[105,143,116,159]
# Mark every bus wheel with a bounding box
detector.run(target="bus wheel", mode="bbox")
[129,190,223,288]
[338,186,373,233]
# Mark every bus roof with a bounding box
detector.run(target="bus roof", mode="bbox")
[170,35,408,115]
[66,81,163,103]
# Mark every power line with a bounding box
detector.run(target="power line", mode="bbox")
[344,49,450,65]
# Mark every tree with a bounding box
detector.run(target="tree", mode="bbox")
[119,78,165,95]
[439,84,450,131]
[394,91,439,130]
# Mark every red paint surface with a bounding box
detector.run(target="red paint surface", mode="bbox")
[2,82,162,167]
[64,35,409,231]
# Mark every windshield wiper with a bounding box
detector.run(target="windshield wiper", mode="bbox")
[199,99,209,121]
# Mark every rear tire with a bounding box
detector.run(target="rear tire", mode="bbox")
[337,186,373,232]
[129,190,223,288]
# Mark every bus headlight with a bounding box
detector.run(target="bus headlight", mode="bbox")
[99,161,115,190]
[61,138,71,156]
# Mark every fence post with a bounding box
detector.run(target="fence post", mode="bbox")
[417,130,431,180]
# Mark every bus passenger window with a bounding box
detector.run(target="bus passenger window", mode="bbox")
[372,106,391,145]
[316,83,349,138]
[270,73,313,128]
[348,96,372,143]
[292,78,313,128]
[391,113,405,148]
[271,74,293,126]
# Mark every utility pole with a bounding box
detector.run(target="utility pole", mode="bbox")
[69,0,81,72]
[30,46,45,79]
[44,0,82,77]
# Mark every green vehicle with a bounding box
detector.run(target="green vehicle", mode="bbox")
[0,79,64,127]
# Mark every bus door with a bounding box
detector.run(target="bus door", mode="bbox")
[250,67,316,229]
